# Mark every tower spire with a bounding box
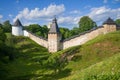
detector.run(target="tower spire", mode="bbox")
[49,17,60,34]
[13,18,23,26]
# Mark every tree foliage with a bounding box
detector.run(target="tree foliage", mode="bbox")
[78,16,97,32]
[0,28,15,61]
[2,20,12,32]
[115,19,120,25]
[0,23,2,28]
[0,28,6,42]
[25,24,49,38]
[60,27,70,40]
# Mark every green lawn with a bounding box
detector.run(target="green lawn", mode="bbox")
[1,31,120,80]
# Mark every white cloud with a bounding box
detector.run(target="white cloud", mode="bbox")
[58,16,80,25]
[88,6,120,25]
[0,15,3,19]
[13,4,120,28]
[13,4,65,22]
[70,10,80,14]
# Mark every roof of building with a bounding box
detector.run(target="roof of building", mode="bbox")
[49,17,60,34]
[103,17,116,25]
[13,19,23,27]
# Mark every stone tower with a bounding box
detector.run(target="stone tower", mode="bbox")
[48,17,61,53]
[103,17,116,34]
[12,19,23,36]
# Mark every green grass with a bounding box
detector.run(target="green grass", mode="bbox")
[1,31,120,80]
[2,36,51,80]
[61,53,120,80]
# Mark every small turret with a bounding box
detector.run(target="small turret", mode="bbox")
[12,19,23,36]
[48,17,61,53]
[103,17,117,33]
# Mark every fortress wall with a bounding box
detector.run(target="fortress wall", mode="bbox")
[23,24,117,51]
[27,31,48,48]
[23,30,29,37]
[63,27,104,49]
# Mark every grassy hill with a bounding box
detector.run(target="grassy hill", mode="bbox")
[1,31,120,80]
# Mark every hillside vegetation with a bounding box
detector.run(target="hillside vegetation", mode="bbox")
[0,31,120,80]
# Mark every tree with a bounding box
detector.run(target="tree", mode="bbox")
[25,24,49,38]
[0,28,6,42]
[0,28,7,58]
[26,24,42,33]
[42,25,49,38]
[3,20,12,32]
[0,23,2,28]
[69,27,80,37]
[115,19,120,25]
[0,28,15,61]
[59,27,70,40]
[78,16,97,33]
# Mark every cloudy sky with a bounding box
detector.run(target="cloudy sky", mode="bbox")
[0,0,120,29]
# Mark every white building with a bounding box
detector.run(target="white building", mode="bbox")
[12,19,23,36]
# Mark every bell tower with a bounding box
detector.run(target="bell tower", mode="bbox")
[48,17,61,53]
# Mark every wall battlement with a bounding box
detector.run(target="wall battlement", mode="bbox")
[12,17,119,53]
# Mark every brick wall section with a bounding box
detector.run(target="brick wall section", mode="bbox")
[28,32,48,48]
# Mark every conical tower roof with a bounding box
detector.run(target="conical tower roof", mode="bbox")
[13,19,23,26]
[103,17,116,25]
[49,17,60,34]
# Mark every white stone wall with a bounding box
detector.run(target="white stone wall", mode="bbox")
[28,32,48,48]
[23,30,29,37]
[12,26,23,36]
[63,27,104,49]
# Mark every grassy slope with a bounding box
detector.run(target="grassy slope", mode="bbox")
[4,36,50,80]
[2,31,120,80]
[61,53,120,80]
[59,31,120,80]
